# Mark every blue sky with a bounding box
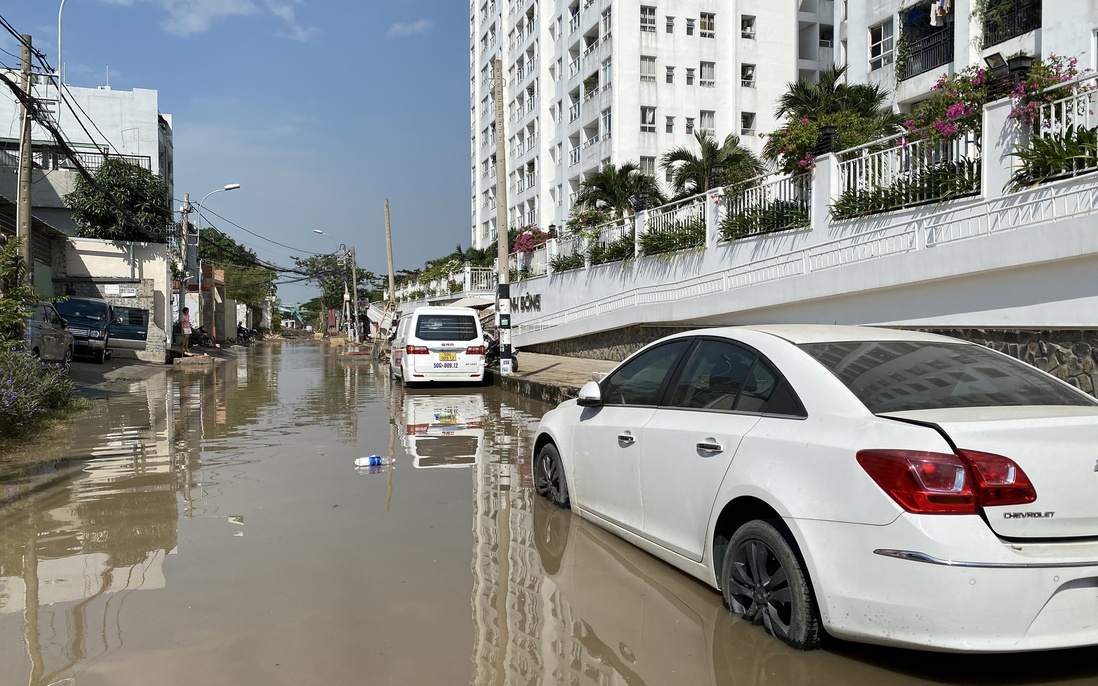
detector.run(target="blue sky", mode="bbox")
[1,1,471,304]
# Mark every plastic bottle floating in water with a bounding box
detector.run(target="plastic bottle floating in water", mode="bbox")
[354,455,392,468]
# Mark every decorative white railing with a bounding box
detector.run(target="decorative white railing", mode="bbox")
[719,172,811,234]
[646,194,706,236]
[591,217,632,247]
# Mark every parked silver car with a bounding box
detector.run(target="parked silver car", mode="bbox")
[24,302,75,369]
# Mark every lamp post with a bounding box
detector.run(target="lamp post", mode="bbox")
[313,229,359,342]
[193,183,240,345]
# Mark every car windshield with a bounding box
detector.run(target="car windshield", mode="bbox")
[55,299,109,321]
[414,315,478,341]
[799,340,1097,413]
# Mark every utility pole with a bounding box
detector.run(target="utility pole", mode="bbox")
[491,56,513,375]
[17,34,33,286]
[350,245,360,343]
[384,199,395,308]
[178,193,191,324]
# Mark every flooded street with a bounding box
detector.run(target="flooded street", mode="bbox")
[3,342,1098,685]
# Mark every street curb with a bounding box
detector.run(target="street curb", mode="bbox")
[491,370,580,406]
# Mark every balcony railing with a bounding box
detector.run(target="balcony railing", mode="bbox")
[982,0,1041,48]
[0,147,152,172]
[900,25,954,80]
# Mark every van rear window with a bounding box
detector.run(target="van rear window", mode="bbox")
[415,315,478,341]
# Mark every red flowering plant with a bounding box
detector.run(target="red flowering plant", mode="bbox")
[511,225,548,254]
[903,66,992,146]
[1007,54,1092,127]
[762,111,893,175]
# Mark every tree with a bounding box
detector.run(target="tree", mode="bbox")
[292,253,380,314]
[575,162,667,217]
[661,131,767,197]
[63,159,172,242]
[764,66,904,174]
[198,228,276,309]
[0,237,35,348]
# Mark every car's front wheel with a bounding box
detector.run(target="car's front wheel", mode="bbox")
[533,442,570,509]
[722,520,821,650]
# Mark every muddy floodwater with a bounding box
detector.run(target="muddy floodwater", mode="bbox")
[3,342,1098,685]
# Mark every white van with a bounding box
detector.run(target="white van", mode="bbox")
[389,306,485,385]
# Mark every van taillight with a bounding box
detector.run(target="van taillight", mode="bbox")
[856,449,1035,515]
[466,345,485,355]
[406,345,429,355]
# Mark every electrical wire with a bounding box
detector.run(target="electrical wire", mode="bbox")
[196,205,329,256]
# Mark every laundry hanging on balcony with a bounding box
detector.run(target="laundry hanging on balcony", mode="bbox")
[929,0,952,26]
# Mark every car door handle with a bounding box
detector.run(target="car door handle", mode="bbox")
[696,441,724,453]
[617,433,636,445]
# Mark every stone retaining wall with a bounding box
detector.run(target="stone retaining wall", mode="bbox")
[525,326,1098,397]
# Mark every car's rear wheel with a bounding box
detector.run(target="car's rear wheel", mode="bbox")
[534,443,570,509]
[62,345,73,372]
[722,520,820,650]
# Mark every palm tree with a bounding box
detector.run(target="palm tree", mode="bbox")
[575,162,667,217]
[661,131,767,198]
[775,65,897,124]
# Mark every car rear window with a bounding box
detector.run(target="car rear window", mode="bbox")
[414,315,478,341]
[799,340,1097,413]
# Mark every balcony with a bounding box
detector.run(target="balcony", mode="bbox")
[982,0,1041,48]
[900,25,954,80]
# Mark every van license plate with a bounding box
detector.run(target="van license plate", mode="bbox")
[439,352,457,361]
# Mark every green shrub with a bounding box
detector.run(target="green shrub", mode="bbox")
[720,200,809,240]
[0,350,75,430]
[639,219,706,256]
[1008,125,1098,191]
[549,252,586,272]
[587,233,635,265]
[831,158,980,219]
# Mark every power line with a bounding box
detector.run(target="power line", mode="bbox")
[196,205,328,256]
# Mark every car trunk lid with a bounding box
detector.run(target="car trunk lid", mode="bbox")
[882,406,1098,538]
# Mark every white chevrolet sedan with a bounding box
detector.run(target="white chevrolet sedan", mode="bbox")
[531,325,1098,652]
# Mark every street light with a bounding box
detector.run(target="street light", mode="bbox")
[313,229,360,342]
[192,183,240,345]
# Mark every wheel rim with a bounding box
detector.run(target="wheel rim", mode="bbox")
[536,452,561,501]
[727,538,794,640]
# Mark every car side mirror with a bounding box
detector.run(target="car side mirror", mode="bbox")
[113,316,123,325]
[576,380,603,407]
[60,318,69,328]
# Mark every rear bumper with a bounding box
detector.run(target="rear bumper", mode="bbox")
[794,516,1098,652]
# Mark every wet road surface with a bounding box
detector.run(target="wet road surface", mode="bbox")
[2,341,1098,685]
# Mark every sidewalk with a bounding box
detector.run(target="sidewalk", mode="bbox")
[493,352,618,406]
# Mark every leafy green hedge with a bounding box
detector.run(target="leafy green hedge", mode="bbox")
[719,200,809,241]
[831,159,980,220]
[0,350,75,430]
[587,232,635,265]
[639,219,706,256]
[549,252,586,272]
[1008,125,1098,191]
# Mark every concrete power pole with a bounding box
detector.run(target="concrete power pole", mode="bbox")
[491,57,513,375]
[350,245,360,343]
[384,199,395,308]
[178,193,191,324]
[17,35,33,286]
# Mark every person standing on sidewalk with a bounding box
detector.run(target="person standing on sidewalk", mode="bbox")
[181,307,192,355]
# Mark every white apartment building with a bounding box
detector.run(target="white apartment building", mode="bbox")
[841,0,1098,111]
[469,0,834,249]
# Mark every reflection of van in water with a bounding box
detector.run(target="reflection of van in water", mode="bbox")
[402,393,486,468]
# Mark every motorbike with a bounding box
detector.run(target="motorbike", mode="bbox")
[484,336,518,372]
[195,326,214,348]
[237,324,254,345]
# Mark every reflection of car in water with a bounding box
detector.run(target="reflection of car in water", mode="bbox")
[402,392,486,468]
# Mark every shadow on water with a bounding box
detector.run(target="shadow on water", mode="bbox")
[0,340,1096,685]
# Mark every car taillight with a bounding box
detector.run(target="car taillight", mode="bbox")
[406,345,429,355]
[465,345,485,355]
[857,449,1036,515]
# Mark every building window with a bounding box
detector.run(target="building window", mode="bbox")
[741,63,755,87]
[602,8,612,33]
[700,110,715,135]
[602,108,612,134]
[641,106,656,132]
[640,55,656,82]
[666,166,674,183]
[869,19,894,71]
[686,68,695,85]
[666,66,675,84]
[685,117,694,134]
[741,15,756,39]
[700,61,715,87]
[640,6,656,32]
[665,116,675,133]
[640,156,656,177]
[666,16,675,33]
[700,12,715,38]
[686,18,695,36]
[741,112,756,136]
